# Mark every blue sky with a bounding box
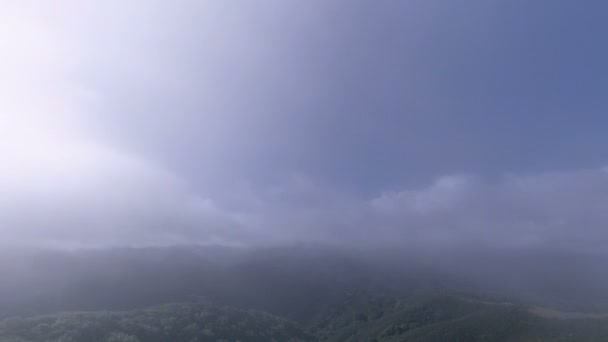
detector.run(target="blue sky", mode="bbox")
[1,1,608,249]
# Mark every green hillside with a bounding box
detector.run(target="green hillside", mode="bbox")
[317,295,608,342]
[2,295,608,341]
[0,303,315,342]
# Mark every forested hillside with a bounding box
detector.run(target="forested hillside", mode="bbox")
[0,303,314,342]
[315,295,608,341]
[3,246,608,322]
[2,295,608,342]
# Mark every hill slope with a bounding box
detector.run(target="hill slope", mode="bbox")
[4,295,608,341]
[0,302,315,342]
[317,295,608,342]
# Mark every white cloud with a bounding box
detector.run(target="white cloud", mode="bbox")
[369,170,608,251]
[0,2,239,248]
[202,169,608,252]
[371,175,473,214]
[0,129,240,247]
[2,1,608,252]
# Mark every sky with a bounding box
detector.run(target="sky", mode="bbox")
[1,1,608,250]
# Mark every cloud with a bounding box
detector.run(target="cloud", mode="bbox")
[2,1,608,252]
[200,169,608,253]
[0,3,239,248]
[370,170,608,251]
[0,121,240,247]
[0,0,343,248]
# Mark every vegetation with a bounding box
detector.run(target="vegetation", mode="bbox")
[2,295,608,341]
[315,295,608,341]
[3,247,608,340]
[0,303,314,342]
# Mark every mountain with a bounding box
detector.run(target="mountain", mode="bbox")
[0,302,315,342]
[2,245,608,340]
[2,295,608,341]
[315,295,608,341]
[3,245,608,321]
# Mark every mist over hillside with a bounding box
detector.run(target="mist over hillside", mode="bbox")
[2,244,608,322]
[2,244,608,341]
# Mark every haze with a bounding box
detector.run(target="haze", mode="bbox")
[2,3,608,340]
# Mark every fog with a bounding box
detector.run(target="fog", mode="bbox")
[2,0,608,332]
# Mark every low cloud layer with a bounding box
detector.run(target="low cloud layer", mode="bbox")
[232,170,608,251]
[3,154,608,251]
[370,171,608,251]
